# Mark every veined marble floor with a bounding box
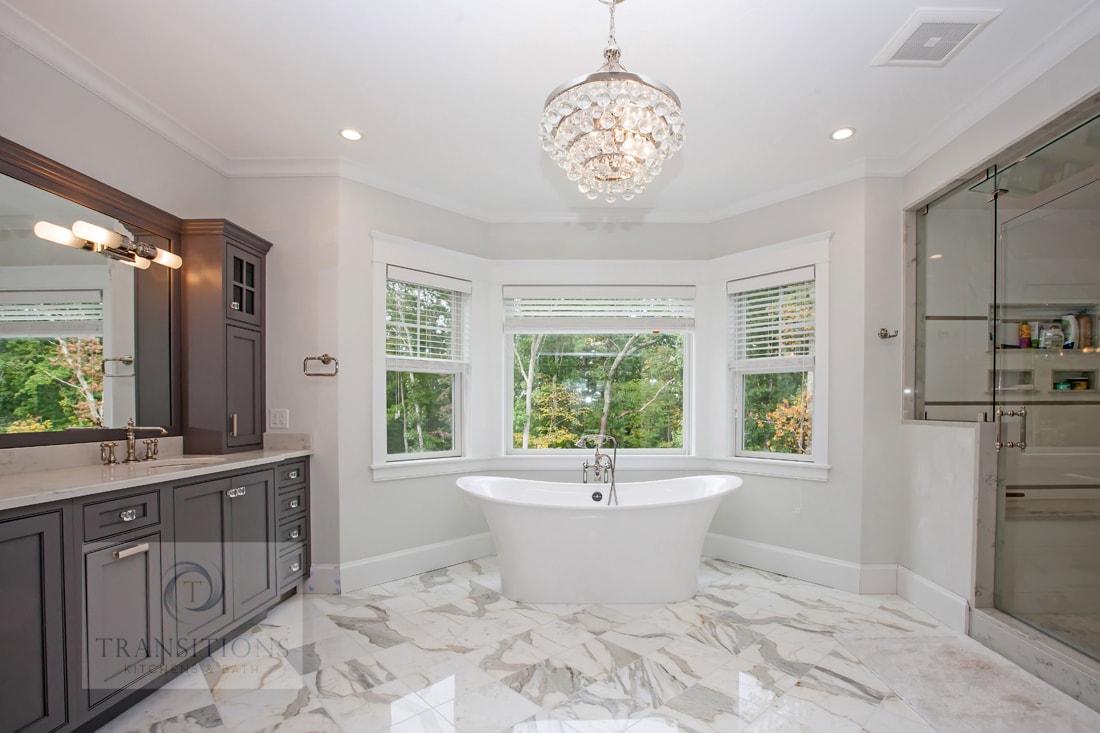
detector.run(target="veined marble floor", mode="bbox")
[94,557,1091,733]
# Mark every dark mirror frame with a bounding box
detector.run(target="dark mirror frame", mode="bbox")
[0,135,182,447]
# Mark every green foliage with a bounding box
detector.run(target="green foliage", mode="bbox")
[386,371,454,455]
[742,371,812,454]
[0,337,103,433]
[511,332,684,449]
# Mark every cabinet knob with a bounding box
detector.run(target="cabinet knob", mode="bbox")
[289,499,300,509]
[289,562,301,573]
[288,470,299,480]
[231,301,241,310]
[289,529,300,540]
[119,508,138,522]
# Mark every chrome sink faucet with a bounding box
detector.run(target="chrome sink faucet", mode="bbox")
[576,433,618,505]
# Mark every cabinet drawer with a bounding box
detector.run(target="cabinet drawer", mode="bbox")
[276,459,307,489]
[83,491,160,542]
[278,544,307,590]
[277,486,307,519]
[277,515,308,554]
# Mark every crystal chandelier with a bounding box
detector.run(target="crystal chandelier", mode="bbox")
[539,0,684,203]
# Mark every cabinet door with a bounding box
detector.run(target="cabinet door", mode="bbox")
[228,470,277,619]
[85,533,163,708]
[226,325,263,449]
[225,243,263,328]
[0,511,69,733]
[171,478,233,643]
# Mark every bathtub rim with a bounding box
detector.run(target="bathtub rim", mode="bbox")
[456,473,741,511]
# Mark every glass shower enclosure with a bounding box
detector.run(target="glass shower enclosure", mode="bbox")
[917,113,1100,661]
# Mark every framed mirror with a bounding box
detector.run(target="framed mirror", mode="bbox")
[0,135,181,447]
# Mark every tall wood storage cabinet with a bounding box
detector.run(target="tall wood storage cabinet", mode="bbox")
[181,220,272,453]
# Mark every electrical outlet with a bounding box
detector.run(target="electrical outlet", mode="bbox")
[269,408,290,430]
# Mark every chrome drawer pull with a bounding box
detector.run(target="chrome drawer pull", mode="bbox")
[289,562,301,573]
[287,470,299,480]
[289,529,300,540]
[119,508,138,522]
[231,301,241,310]
[288,499,300,509]
[114,542,150,560]
[226,487,247,498]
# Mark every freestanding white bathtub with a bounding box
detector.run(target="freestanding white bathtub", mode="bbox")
[456,474,741,604]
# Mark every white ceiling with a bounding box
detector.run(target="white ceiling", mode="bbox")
[2,0,1099,223]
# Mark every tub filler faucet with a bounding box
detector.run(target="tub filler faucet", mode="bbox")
[576,434,618,505]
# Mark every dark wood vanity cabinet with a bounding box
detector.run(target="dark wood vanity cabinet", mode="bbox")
[275,458,310,591]
[180,220,272,454]
[169,469,277,646]
[0,505,75,733]
[1,457,309,732]
[77,486,167,719]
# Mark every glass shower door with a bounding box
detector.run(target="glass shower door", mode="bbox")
[991,116,1100,660]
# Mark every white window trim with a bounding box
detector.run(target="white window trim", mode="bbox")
[502,284,694,455]
[720,234,830,472]
[372,236,483,471]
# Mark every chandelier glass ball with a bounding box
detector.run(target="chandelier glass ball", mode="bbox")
[539,0,684,203]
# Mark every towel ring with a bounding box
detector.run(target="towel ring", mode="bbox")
[303,354,339,377]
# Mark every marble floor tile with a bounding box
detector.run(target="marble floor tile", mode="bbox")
[434,679,543,732]
[91,556,1100,733]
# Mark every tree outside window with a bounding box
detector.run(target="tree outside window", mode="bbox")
[729,269,817,460]
[384,271,468,459]
[511,332,684,449]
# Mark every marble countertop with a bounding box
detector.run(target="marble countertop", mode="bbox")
[0,448,312,512]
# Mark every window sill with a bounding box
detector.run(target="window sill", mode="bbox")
[372,454,830,482]
[709,457,830,481]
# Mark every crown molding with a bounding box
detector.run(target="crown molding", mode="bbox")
[0,2,232,174]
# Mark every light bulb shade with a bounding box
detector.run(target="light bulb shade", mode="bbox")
[151,248,183,269]
[540,71,684,203]
[34,221,84,248]
[72,220,124,248]
[120,255,152,270]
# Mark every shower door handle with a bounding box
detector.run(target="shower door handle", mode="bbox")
[995,407,1027,452]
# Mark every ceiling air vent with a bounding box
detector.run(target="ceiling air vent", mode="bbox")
[872,8,1001,67]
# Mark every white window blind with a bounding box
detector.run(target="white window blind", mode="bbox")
[728,267,814,373]
[386,266,470,366]
[503,285,695,332]
[0,289,104,337]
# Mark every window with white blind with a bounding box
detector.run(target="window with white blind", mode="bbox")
[728,267,820,461]
[504,285,693,452]
[0,289,106,432]
[385,266,470,460]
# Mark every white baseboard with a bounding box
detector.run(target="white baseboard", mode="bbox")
[897,565,970,633]
[311,533,496,595]
[705,532,868,594]
[859,564,899,595]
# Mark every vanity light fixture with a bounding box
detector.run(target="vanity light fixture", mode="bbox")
[35,219,182,270]
[831,127,856,141]
[539,0,684,203]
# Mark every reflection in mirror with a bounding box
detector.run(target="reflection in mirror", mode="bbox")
[0,135,181,445]
[0,174,139,432]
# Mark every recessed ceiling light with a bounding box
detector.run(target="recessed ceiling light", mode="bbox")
[929,253,944,259]
[340,128,362,141]
[831,127,855,141]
